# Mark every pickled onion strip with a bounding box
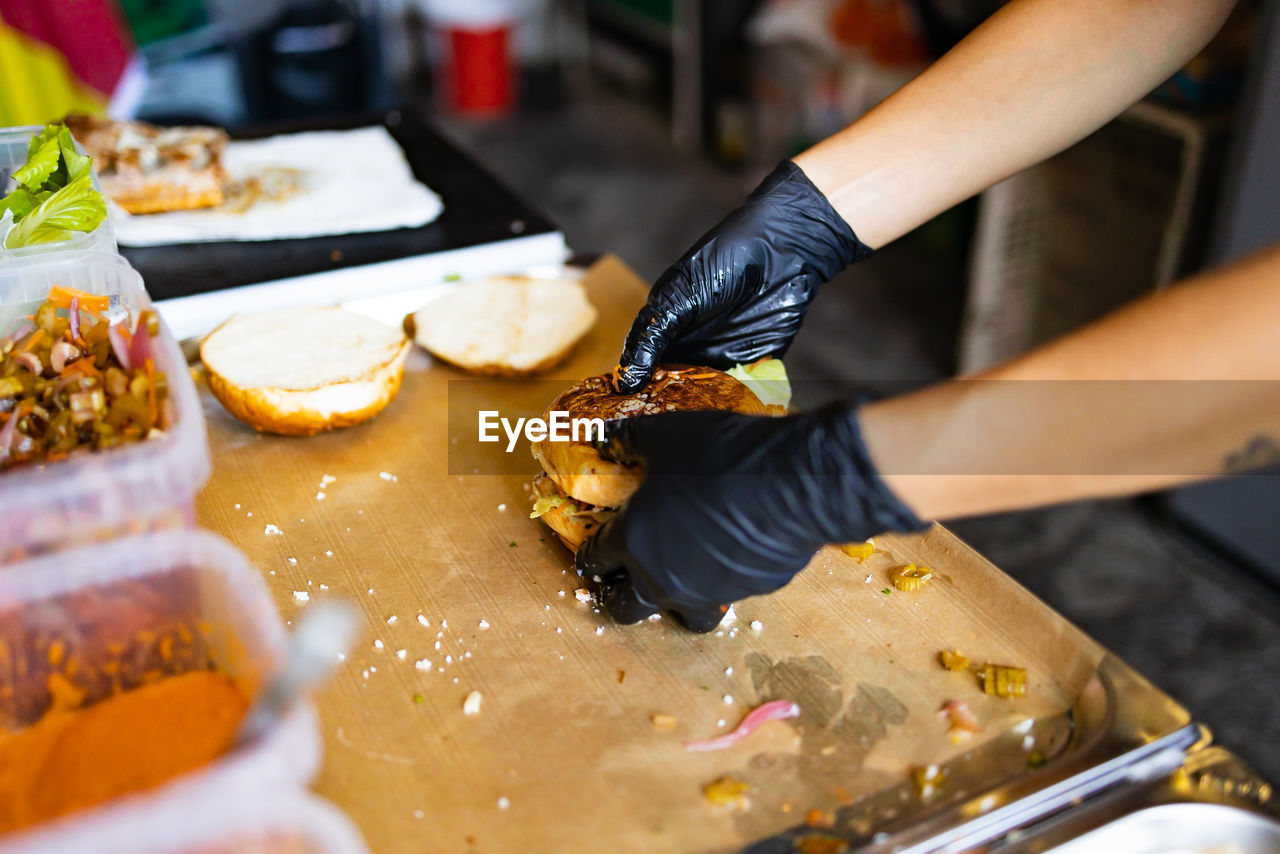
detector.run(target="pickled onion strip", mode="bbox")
[683,700,801,752]
[107,323,132,371]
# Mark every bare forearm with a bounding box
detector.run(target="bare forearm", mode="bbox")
[861,246,1280,519]
[795,0,1234,248]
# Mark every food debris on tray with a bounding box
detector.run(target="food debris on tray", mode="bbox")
[702,775,750,809]
[889,563,933,592]
[978,663,1028,698]
[910,764,947,798]
[683,700,801,752]
[840,541,875,561]
[650,713,678,730]
[939,699,983,743]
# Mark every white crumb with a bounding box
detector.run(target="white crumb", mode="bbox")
[725,667,734,676]
[264,524,283,536]
[387,615,398,624]
[497,797,509,810]
[465,686,483,717]
[574,588,592,604]
[287,557,297,565]
[418,615,430,627]
[396,649,407,660]
[595,627,605,635]
[293,591,309,602]
[374,639,384,650]
[723,695,734,705]
[320,475,336,487]
[498,503,507,512]
[415,659,431,670]
[750,620,763,632]
[379,471,398,482]
[316,492,326,501]
[722,604,737,626]
[558,590,565,598]
[478,619,490,630]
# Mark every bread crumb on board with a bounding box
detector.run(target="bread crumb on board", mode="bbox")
[463,690,483,715]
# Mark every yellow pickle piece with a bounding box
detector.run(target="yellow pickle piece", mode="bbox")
[889,563,933,592]
[703,775,750,808]
[795,834,849,854]
[911,764,947,798]
[939,649,969,671]
[840,542,874,561]
[978,663,1028,698]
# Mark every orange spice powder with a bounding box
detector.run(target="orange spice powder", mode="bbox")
[0,671,248,835]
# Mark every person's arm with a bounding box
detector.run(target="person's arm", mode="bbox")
[862,245,1280,519]
[796,0,1237,248]
[614,0,1237,391]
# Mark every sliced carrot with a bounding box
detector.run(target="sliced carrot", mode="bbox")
[18,329,44,352]
[64,358,100,378]
[145,358,157,428]
[46,286,109,312]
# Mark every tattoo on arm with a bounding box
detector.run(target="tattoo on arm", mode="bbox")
[1223,435,1280,474]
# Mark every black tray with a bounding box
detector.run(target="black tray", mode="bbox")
[122,109,559,301]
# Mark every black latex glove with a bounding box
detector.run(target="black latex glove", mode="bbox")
[575,402,925,631]
[613,161,872,394]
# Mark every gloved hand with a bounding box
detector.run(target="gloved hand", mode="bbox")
[613,161,872,394]
[575,401,925,631]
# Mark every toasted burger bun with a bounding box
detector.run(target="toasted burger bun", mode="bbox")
[407,275,597,376]
[531,364,772,511]
[202,307,410,436]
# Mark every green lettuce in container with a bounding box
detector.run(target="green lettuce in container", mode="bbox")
[1,123,107,249]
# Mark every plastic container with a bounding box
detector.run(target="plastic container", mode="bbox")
[4,791,366,854]
[0,529,324,851]
[0,251,210,562]
[0,125,118,259]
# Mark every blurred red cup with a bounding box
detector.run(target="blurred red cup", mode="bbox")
[427,0,514,116]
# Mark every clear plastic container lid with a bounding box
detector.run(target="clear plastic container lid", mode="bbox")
[0,125,118,259]
[0,529,324,851]
[0,251,210,561]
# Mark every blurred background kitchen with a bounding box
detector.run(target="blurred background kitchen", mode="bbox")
[3,0,1279,777]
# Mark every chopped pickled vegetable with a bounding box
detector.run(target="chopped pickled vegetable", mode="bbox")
[1027,749,1047,769]
[703,775,750,808]
[683,700,801,752]
[939,700,983,743]
[840,542,874,561]
[794,835,847,854]
[911,764,946,797]
[978,663,1027,698]
[0,289,167,471]
[939,650,969,671]
[650,713,677,730]
[805,809,835,829]
[889,563,932,592]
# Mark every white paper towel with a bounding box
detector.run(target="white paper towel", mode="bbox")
[112,126,444,247]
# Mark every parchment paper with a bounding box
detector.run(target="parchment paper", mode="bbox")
[196,256,1106,854]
